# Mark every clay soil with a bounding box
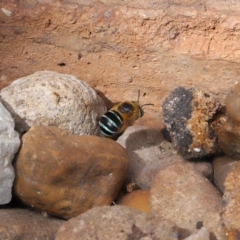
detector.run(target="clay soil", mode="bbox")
[1,0,240,115]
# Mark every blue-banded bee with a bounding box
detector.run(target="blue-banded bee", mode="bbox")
[99,92,153,138]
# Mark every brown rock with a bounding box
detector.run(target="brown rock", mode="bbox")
[150,162,225,240]
[222,161,240,230]
[212,155,239,193]
[224,228,240,240]
[0,208,63,240]
[55,205,180,240]
[217,81,240,158]
[13,125,129,220]
[117,189,151,213]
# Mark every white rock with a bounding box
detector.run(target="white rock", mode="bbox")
[0,102,20,204]
[0,71,106,135]
[184,227,210,240]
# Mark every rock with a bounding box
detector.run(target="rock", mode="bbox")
[224,228,240,240]
[150,162,225,240]
[13,125,128,220]
[162,87,222,159]
[212,155,239,193]
[0,208,64,240]
[117,124,163,188]
[222,160,240,230]
[217,81,240,158]
[55,205,180,240]
[0,71,106,135]
[184,228,210,240]
[117,125,213,189]
[116,189,150,213]
[0,101,20,204]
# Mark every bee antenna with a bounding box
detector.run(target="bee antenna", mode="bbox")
[141,103,154,108]
[137,89,140,104]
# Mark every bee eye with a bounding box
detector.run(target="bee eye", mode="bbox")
[118,102,134,113]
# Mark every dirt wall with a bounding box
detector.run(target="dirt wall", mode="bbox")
[1,0,240,114]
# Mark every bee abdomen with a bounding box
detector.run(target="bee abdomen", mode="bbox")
[99,110,123,137]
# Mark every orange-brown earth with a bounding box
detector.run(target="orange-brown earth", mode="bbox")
[1,0,240,115]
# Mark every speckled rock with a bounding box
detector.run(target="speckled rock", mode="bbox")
[55,206,181,240]
[212,155,239,193]
[222,160,240,231]
[224,229,240,240]
[117,189,150,213]
[0,101,20,204]
[0,208,64,240]
[13,125,128,220]
[162,87,222,159]
[0,71,106,135]
[117,125,213,189]
[150,162,225,240]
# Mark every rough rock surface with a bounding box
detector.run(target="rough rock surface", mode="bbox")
[117,124,164,188]
[217,81,240,158]
[0,208,64,240]
[13,125,128,220]
[1,0,240,115]
[150,162,225,239]
[117,189,150,213]
[212,155,238,194]
[0,71,106,135]
[55,205,181,240]
[162,87,222,159]
[222,160,240,231]
[0,101,20,204]
[117,124,213,189]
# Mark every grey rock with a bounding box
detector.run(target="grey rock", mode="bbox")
[117,125,213,189]
[55,205,180,240]
[0,101,20,204]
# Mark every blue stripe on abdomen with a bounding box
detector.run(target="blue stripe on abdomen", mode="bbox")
[99,110,123,136]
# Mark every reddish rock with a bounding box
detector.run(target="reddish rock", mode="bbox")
[55,205,181,240]
[150,162,225,239]
[222,161,240,231]
[225,228,240,240]
[0,208,63,240]
[212,155,239,193]
[117,189,151,213]
[13,125,129,220]
[217,81,240,158]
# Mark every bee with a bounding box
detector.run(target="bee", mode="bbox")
[99,91,153,138]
